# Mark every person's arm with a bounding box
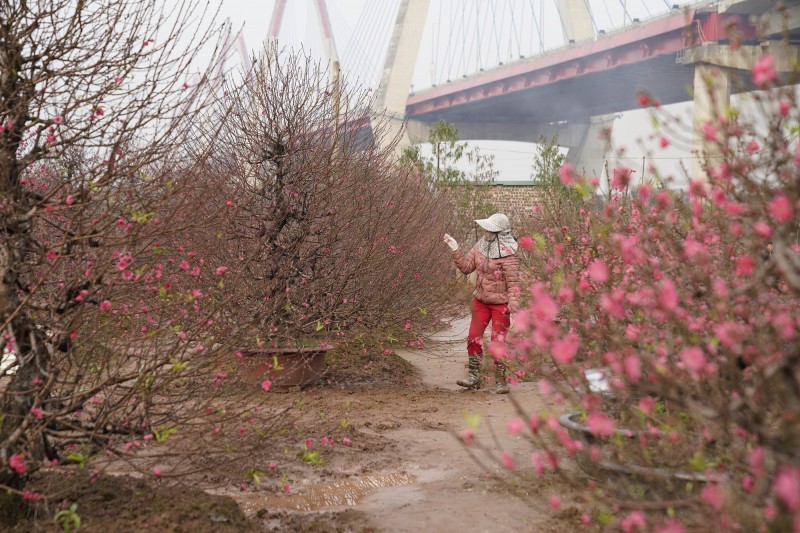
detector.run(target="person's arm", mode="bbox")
[452,245,477,275]
[501,255,521,312]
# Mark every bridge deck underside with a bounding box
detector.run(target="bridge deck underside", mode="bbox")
[408,55,760,125]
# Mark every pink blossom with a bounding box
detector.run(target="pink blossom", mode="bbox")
[774,467,800,512]
[701,483,725,511]
[620,511,647,532]
[659,136,669,148]
[99,300,112,311]
[342,437,352,447]
[747,139,760,154]
[599,289,625,320]
[680,346,706,378]
[780,99,791,117]
[488,340,507,361]
[21,490,40,501]
[549,496,560,510]
[657,278,679,312]
[506,418,525,435]
[769,194,794,223]
[586,412,616,438]
[46,250,58,262]
[460,428,474,446]
[261,379,272,392]
[531,452,544,474]
[30,407,43,420]
[551,332,579,364]
[611,166,632,190]
[518,236,534,251]
[215,266,228,275]
[179,260,189,270]
[8,454,26,475]
[53,115,63,124]
[751,54,778,87]
[558,163,576,186]
[502,451,515,470]
[700,122,717,142]
[587,259,609,283]
[153,468,161,476]
[655,521,686,533]
[735,255,754,277]
[537,380,554,395]
[624,355,641,382]
[754,220,773,239]
[116,255,132,270]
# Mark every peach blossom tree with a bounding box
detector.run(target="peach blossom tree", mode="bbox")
[467,50,800,532]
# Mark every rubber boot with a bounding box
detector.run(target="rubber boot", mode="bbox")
[456,355,482,390]
[494,363,509,394]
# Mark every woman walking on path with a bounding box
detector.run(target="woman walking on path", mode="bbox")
[443,213,520,394]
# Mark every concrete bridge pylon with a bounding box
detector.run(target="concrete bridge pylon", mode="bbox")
[556,0,595,44]
[372,0,431,153]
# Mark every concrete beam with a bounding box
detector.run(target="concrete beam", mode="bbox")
[406,120,590,146]
[564,114,618,179]
[752,2,800,38]
[691,64,731,182]
[680,42,800,71]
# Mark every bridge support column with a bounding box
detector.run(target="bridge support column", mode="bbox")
[691,64,730,182]
[372,0,431,153]
[564,114,618,180]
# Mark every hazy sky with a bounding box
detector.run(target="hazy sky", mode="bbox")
[213,0,698,184]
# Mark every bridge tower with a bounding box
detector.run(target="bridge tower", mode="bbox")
[556,0,595,43]
[372,0,431,151]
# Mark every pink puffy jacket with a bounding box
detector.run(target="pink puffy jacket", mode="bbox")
[452,246,520,312]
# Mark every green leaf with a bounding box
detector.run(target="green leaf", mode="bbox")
[463,411,481,430]
[597,511,612,526]
[154,427,177,443]
[170,359,188,372]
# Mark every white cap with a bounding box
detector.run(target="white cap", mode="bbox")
[475,213,510,233]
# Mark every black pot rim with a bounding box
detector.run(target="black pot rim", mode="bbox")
[240,344,334,356]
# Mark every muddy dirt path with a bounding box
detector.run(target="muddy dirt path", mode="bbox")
[214,316,577,532]
[354,316,562,532]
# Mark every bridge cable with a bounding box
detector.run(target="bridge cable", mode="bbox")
[346,0,388,89]
[460,1,468,76]
[582,0,600,34]
[599,0,615,32]
[490,0,504,65]
[529,0,544,53]
[640,0,654,18]
[474,1,484,72]
[552,0,572,44]
[616,0,633,25]
[443,0,456,82]
[357,1,389,87]
[508,0,523,58]
[432,0,443,85]
[462,1,479,76]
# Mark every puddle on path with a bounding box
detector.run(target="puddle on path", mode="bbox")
[236,472,415,512]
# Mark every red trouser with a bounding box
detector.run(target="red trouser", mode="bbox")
[467,298,510,356]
